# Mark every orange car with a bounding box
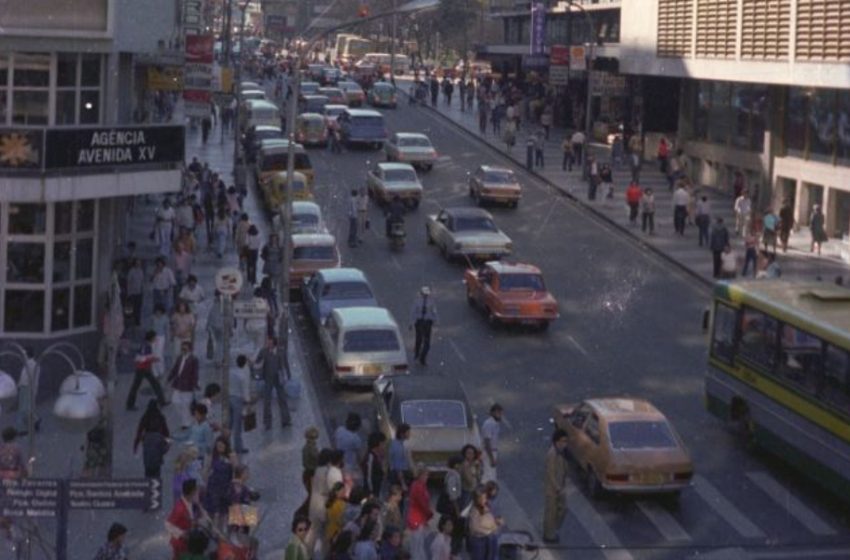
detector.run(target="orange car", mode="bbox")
[289,233,341,292]
[552,398,694,498]
[463,261,559,329]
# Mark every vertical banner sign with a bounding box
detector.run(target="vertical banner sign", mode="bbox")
[569,45,587,72]
[549,44,569,86]
[530,3,546,55]
[184,35,215,118]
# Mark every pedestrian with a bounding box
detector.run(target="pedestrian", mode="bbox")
[126,330,167,411]
[178,274,205,315]
[409,286,437,366]
[0,427,25,479]
[734,192,752,236]
[478,99,489,134]
[657,137,670,174]
[203,435,238,531]
[15,347,40,435]
[155,199,175,257]
[600,163,614,200]
[561,136,573,171]
[176,197,195,236]
[228,354,254,454]
[459,80,467,111]
[640,188,656,235]
[235,213,251,267]
[762,209,779,254]
[481,404,502,483]
[437,456,463,552]
[334,412,364,485]
[357,187,370,243]
[167,341,199,428]
[491,102,502,135]
[213,208,229,258]
[460,444,483,507]
[198,382,222,433]
[353,521,380,560]
[254,335,293,429]
[261,234,285,293]
[381,485,404,533]
[570,130,585,166]
[587,156,599,200]
[166,479,210,560]
[244,224,261,285]
[442,78,453,106]
[540,105,553,140]
[307,449,333,554]
[467,486,501,560]
[810,204,828,256]
[732,171,746,199]
[325,481,347,548]
[626,181,642,226]
[742,231,759,278]
[542,429,569,544]
[503,119,516,152]
[629,149,642,184]
[779,199,794,252]
[695,195,711,247]
[387,423,412,492]
[125,258,145,328]
[430,77,439,106]
[285,516,312,560]
[348,189,359,248]
[379,527,403,560]
[172,232,193,290]
[363,432,387,499]
[406,464,433,560]
[92,523,129,560]
[170,300,196,359]
[671,182,690,235]
[466,79,475,110]
[710,218,731,279]
[300,427,321,510]
[151,257,177,315]
[172,403,215,465]
[534,130,545,168]
[430,516,454,560]
[133,399,170,478]
[201,115,212,144]
[720,244,738,279]
[525,135,535,170]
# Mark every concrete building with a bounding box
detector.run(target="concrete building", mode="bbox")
[620,0,850,239]
[0,0,185,355]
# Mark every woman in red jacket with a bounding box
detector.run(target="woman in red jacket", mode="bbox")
[626,182,643,226]
[405,464,432,560]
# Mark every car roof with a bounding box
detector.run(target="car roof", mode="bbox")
[483,261,542,275]
[377,162,416,172]
[301,81,320,87]
[319,87,343,92]
[345,108,383,117]
[292,200,321,214]
[584,398,666,422]
[316,267,368,284]
[324,104,348,112]
[245,99,278,110]
[333,306,397,328]
[373,82,394,88]
[384,375,468,403]
[242,89,265,95]
[302,95,329,101]
[441,207,493,219]
[479,165,514,174]
[395,132,429,140]
[291,232,336,246]
[253,125,282,133]
[297,113,325,120]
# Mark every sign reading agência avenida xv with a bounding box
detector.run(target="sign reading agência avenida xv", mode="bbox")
[43,126,185,170]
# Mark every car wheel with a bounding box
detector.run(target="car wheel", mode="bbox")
[586,469,603,499]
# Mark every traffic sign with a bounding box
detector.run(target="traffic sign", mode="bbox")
[215,267,244,296]
[68,478,161,511]
[0,478,62,518]
[233,298,270,319]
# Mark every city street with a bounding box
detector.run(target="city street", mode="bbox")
[293,99,850,559]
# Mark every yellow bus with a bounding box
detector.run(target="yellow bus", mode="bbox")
[706,280,850,501]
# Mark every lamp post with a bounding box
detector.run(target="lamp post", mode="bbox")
[565,1,597,177]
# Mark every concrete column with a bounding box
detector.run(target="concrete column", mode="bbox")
[823,186,835,236]
[104,52,121,125]
[794,179,807,226]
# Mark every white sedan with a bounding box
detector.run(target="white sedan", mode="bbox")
[426,207,513,261]
[385,132,437,171]
[366,162,423,209]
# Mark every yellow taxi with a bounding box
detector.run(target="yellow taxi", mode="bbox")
[260,171,312,209]
[255,140,315,188]
[289,233,341,292]
[552,398,694,498]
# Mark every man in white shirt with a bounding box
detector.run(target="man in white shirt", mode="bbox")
[734,193,752,236]
[175,197,195,234]
[481,403,503,482]
[151,257,177,314]
[178,274,206,314]
[672,184,691,236]
[570,130,586,166]
[228,354,254,454]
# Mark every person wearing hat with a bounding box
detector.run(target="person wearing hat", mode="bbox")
[92,522,128,560]
[409,286,438,366]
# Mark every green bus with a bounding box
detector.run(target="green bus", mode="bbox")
[706,280,850,501]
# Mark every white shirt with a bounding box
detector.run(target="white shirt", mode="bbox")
[176,205,195,229]
[672,187,690,207]
[696,199,710,216]
[481,416,501,451]
[152,267,176,290]
[571,131,585,144]
[246,233,262,251]
[156,206,175,223]
[735,196,752,216]
[229,365,252,402]
[430,533,452,560]
[721,251,738,274]
[179,284,206,311]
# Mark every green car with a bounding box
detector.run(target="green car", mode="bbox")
[369,83,397,108]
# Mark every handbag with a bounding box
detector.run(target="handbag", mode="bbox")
[242,408,257,432]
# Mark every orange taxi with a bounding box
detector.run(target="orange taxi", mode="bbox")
[552,398,694,498]
[463,262,558,329]
[289,233,341,292]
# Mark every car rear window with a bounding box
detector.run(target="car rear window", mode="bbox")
[293,213,319,229]
[322,281,373,300]
[499,273,545,291]
[262,153,311,171]
[399,137,432,148]
[343,329,399,352]
[352,116,385,127]
[293,246,335,260]
[484,171,515,184]
[608,421,678,450]
[384,169,417,182]
[302,83,319,94]
[454,216,497,232]
[401,400,467,428]
[302,119,325,131]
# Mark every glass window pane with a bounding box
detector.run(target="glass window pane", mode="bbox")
[80,55,101,87]
[4,290,44,333]
[57,54,77,87]
[823,346,850,410]
[13,53,50,87]
[53,241,72,282]
[694,81,710,141]
[708,82,733,144]
[778,325,823,395]
[54,201,73,234]
[75,238,93,279]
[0,90,6,125]
[12,90,48,125]
[732,85,768,151]
[839,91,850,164]
[76,200,95,232]
[79,90,99,124]
[0,53,8,85]
[787,87,808,153]
[9,203,46,234]
[808,89,836,161]
[55,90,76,125]
[711,303,737,363]
[73,285,93,328]
[738,308,779,372]
[7,242,45,283]
[52,288,70,332]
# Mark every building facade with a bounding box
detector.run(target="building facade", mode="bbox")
[0,0,185,355]
[620,0,850,238]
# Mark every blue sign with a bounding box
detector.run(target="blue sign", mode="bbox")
[530,3,546,55]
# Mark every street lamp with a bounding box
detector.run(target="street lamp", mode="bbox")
[564,1,598,176]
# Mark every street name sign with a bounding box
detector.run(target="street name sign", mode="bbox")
[0,478,61,518]
[68,478,161,511]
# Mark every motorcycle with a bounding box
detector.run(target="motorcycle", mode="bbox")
[387,218,406,250]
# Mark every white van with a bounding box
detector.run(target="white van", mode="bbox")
[240,99,280,133]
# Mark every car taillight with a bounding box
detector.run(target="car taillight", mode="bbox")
[336,365,353,373]
[606,473,629,483]
[393,364,407,371]
[673,472,692,481]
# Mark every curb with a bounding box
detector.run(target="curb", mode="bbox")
[403,90,713,289]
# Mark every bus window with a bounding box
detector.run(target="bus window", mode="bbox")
[711,303,738,363]
[778,325,823,394]
[823,345,850,412]
[739,308,778,372]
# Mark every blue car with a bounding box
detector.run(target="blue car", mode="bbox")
[339,108,388,149]
[302,268,378,325]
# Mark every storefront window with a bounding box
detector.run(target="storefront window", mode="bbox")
[4,290,44,333]
[53,241,72,282]
[9,203,47,234]
[81,55,101,87]
[77,200,95,232]
[786,88,808,153]
[56,90,76,125]
[12,90,48,125]
[79,90,100,124]
[57,54,77,87]
[13,53,49,87]
[7,242,45,283]
[75,238,94,279]
[52,288,70,331]
[708,82,733,144]
[808,89,837,162]
[839,91,850,164]
[73,285,93,328]
[694,82,710,140]
[54,202,73,234]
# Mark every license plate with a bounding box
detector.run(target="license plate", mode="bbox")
[362,364,382,375]
[474,253,490,260]
[638,473,667,485]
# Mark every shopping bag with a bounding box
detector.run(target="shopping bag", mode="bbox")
[242,409,257,432]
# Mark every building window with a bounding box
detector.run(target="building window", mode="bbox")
[657,0,694,57]
[808,89,837,162]
[694,81,711,140]
[9,203,47,234]
[7,242,45,283]
[785,86,847,163]
[53,53,103,126]
[732,85,768,151]
[4,290,45,333]
[707,82,733,144]
[11,52,49,125]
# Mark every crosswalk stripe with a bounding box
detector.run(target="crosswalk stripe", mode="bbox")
[566,486,635,560]
[692,475,766,539]
[746,471,837,536]
[636,500,691,542]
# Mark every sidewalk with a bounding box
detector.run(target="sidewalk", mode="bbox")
[16,122,327,559]
[400,77,850,285]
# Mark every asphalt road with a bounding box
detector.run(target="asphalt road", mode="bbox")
[286,98,850,559]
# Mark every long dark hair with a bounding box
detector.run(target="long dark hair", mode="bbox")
[139,399,167,433]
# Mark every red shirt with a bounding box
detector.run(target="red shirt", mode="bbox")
[167,498,194,559]
[406,479,432,530]
[626,185,642,205]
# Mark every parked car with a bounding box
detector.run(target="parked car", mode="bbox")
[295,113,329,147]
[260,171,312,209]
[273,200,325,235]
[552,398,694,498]
[289,233,341,292]
[385,133,437,171]
[318,307,409,387]
[243,125,283,162]
[338,80,366,107]
[300,81,321,96]
[303,268,378,325]
[241,89,266,101]
[366,162,423,208]
[373,375,481,473]
[320,66,342,86]
[425,208,513,261]
[299,95,330,114]
[463,262,559,329]
[468,165,522,207]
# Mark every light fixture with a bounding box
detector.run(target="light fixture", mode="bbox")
[53,390,100,420]
[84,102,93,110]
[59,370,106,400]
[0,370,17,400]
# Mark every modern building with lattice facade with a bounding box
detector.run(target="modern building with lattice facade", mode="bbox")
[621,0,850,239]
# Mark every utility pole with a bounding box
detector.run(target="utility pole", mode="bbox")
[389,0,397,85]
[221,295,232,428]
[233,1,249,177]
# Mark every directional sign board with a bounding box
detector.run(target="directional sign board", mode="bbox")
[0,478,62,518]
[68,479,161,511]
[233,298,270,319]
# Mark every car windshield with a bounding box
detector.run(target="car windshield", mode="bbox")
[353,116,384,127]
[399,137,432,148]
[325,109,345,118]
[322,281,373,299]
[608,421,678,450]
[499,273,545,291]
[454,216,497,232]
[301,83,319,94]
[484,171,515,184]
[384,169,417,182]
[400,400,467,428]
[302,119,325,131]
[343,329,400,352]
[322,89,343,98]
[293,246,335,260]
